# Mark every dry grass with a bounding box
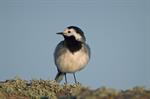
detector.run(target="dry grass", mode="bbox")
[0,77,150,99]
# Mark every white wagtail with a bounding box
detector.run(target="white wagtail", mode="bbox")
[54,26,90,83]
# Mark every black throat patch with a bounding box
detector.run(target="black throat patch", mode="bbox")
[64,36,82,53]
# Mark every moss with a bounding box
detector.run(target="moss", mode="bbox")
[0,78,150,99]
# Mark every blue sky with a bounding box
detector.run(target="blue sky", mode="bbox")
[0,0,150,89]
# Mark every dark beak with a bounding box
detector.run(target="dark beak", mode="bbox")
[56,32,63,35]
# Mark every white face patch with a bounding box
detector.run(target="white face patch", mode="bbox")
[63,28,82,41]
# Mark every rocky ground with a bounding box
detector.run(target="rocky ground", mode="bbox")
[0,78,150,99]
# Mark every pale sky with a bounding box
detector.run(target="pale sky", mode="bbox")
[0,0,150,89]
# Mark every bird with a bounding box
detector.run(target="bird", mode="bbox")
[54,26,90,83]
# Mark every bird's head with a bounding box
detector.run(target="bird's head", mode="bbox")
[57,26,86,42]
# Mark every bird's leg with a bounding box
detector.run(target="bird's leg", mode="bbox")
[73,73,77,83]
[64,73,68,84]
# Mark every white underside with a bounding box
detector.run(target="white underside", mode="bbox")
[56,47,89,73]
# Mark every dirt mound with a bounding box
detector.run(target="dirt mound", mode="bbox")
[0,78,150,99]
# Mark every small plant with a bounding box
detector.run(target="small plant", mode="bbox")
[0,78,150,99]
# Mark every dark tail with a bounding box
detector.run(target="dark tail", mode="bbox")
[55,72,64,83]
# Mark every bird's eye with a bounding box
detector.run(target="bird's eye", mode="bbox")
[68,31,71,33]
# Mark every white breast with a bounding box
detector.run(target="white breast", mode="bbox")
[56,47,90,73]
